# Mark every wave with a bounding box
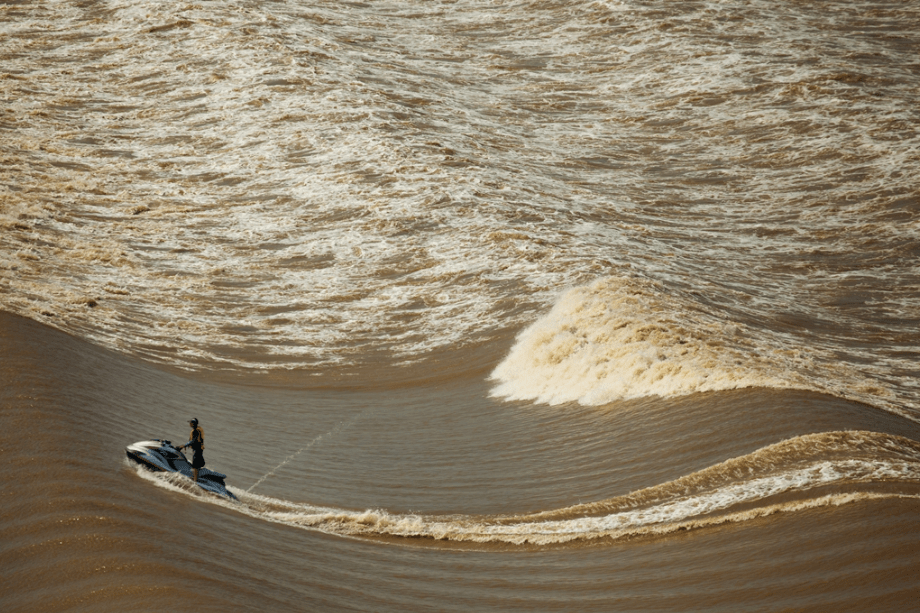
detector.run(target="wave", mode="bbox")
[131,430,920,547]
[489,276,919,421]
[490,277,796,405]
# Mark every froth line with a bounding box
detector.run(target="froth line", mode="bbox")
[130,431,920,547]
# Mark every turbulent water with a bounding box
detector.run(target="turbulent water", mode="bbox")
[2,1,919,611]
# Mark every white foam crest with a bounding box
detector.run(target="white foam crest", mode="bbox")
[490,277,793,405]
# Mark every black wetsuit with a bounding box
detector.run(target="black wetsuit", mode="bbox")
[187,427,205,469]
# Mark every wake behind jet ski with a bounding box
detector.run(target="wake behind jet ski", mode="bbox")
[126,439,237,500]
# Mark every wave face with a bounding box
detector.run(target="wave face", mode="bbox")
[2,0,920,611]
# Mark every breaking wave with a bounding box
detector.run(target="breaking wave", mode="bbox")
[490,277,792,405]
[489,277,916,420]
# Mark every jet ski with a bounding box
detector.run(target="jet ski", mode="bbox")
[126,439,237,500]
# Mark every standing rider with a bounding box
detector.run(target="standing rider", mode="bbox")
[177,418,205,482]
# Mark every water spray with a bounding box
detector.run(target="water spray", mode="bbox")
[247,411,365,493]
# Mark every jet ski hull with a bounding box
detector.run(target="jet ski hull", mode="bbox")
[126,439,237,500]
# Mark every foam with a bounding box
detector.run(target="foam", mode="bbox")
[490,277,791,405]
